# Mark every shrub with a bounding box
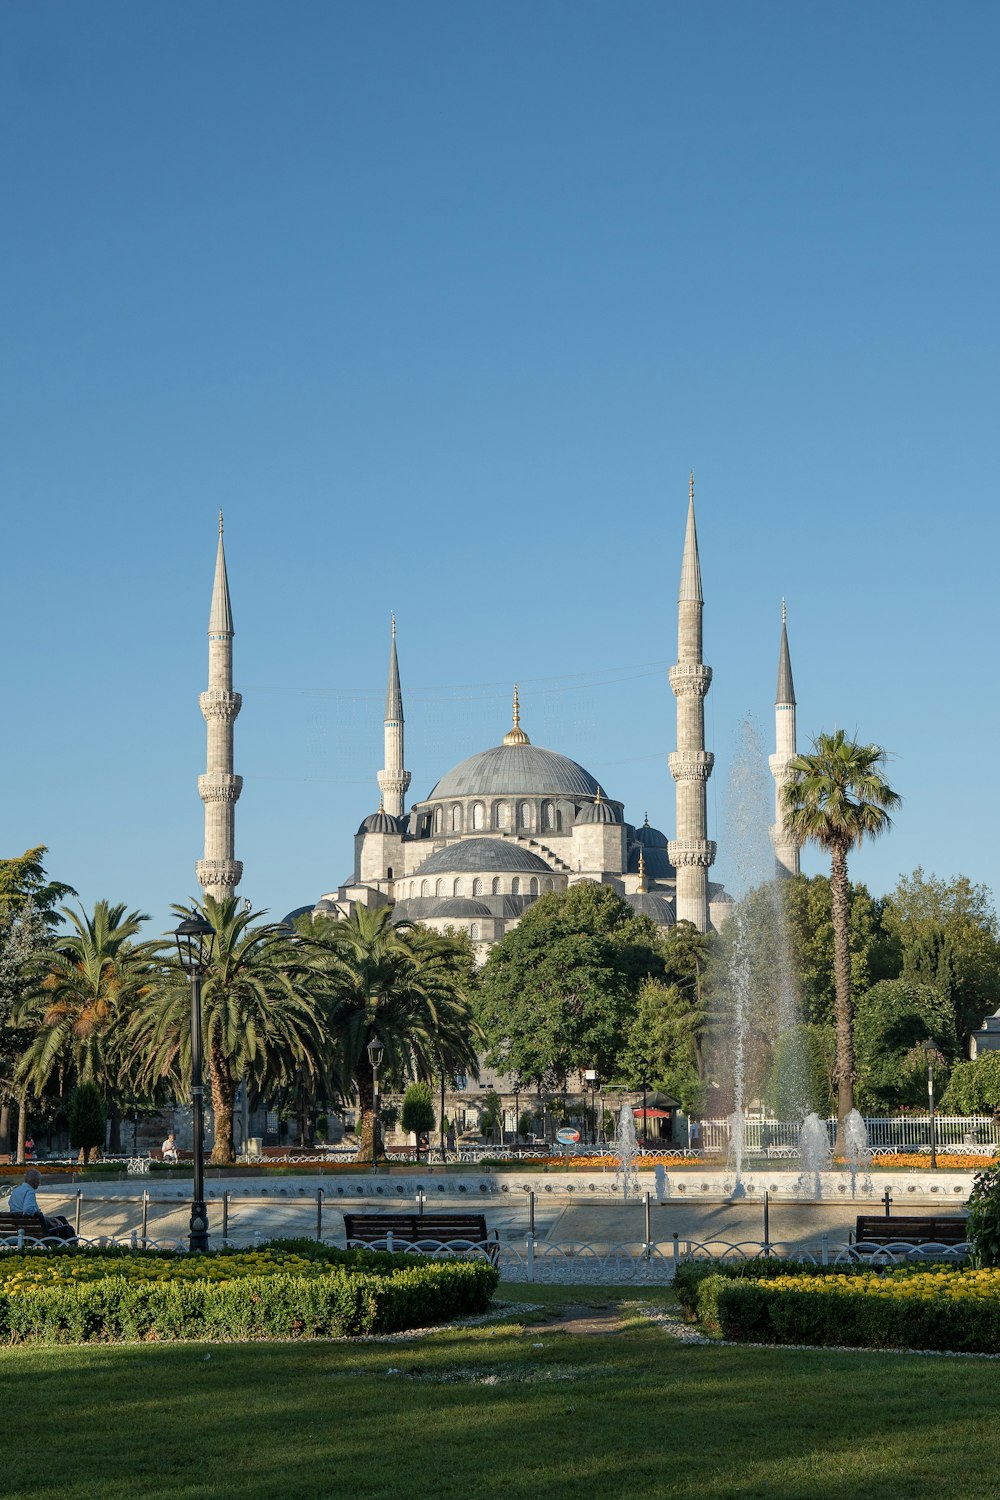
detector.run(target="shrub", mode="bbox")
[0,1244,498,1344]
[690,1266,1000,1354]
[67,1084,106,1162]
[967,1164,1000,1267]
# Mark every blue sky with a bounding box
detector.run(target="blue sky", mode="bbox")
[2,2,998,933]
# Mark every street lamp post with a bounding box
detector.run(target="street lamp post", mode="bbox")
[174,913,216,1254]
[367,1036,385,1170]
[641,1076,649,1149]
[923,1039,938,1170]
[513,1084,520,1150]
[584,1069,599,1146]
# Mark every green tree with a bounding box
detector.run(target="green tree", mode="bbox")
[783,730,901,1140]
[940,1055,1000,1117]
[764,1023,836,1118]
[883,869,1000,1046]
[67,1081,106,1163]
[853,978,956,1112]
[0,847,76,929]
[400,1081,436,1158]
[129,897,329,1164]
[779,874,897,1028]
[618,978,704,1114]
[301,905,481,1163]
[476,882,665,1086]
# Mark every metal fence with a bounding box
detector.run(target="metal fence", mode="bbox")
[698,1115,999,1153]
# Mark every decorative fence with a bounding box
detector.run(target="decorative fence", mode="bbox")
[698,1115,999,1154]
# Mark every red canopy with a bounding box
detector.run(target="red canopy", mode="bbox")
[633,1107,673,1119]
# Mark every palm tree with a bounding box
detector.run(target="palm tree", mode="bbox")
[127,896,330,1164]
[16,901,165,1152]
[782,730,900,1140]
[300,906,482,1161]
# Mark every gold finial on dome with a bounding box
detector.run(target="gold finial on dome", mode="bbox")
[643,811,650,827]
[378,795,384,813]
[595,785,603,804]
[637,848,647,894]
[503,684,531,746]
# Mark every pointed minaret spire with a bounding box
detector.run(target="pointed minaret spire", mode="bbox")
[770,600,800,878]
[678,472,704,605]
[196,516,243,901]
[668,473,716,931]
[378,615,410,819]
[503,683,531,746]
[637,848,647,894]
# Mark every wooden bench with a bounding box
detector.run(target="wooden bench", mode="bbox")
[0,1211,75,1244]
[853,1215,968,1248]
[343,1212,499,1262]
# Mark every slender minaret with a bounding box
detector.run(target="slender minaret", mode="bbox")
[769,600,800,878]
[195,513,243,901]
[377,614,410,819]
[667,474,716,931]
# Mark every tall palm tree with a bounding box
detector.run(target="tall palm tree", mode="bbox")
[300,905,482,1161]
[782,730,900,1140]
[16,901,165,1150]
[127,896,330,1164]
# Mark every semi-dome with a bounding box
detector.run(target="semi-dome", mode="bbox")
[412,838,553,875]
[357,806,402,835]
[428,743,599,800]
[428,897,492,918]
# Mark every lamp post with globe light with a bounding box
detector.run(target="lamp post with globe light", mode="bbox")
[923,1039,939,1171]
[174,913,216,1252]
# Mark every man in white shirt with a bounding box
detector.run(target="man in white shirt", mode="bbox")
[161,1133,178,1162]
[6,1170,73,1240]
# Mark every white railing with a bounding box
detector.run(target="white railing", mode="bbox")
[699,1115,999,1153]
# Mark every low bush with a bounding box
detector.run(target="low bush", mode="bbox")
[672,1257,876,1321]
[0,1243,498,1344]
[692,1265,1000,1354]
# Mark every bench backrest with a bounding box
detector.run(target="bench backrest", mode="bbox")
[855,1215,968,1244]
[343,1212,489,1243]
[0,1211,46,1231]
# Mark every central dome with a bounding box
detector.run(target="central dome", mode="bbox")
[428,742,600,800]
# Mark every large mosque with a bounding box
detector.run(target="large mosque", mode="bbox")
[196,481,801,947]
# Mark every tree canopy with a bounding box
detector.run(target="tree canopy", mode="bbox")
[476,881,666,1085]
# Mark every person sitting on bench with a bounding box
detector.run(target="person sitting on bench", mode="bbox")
[8,1169,74,1241]
[161,1133,178,1163]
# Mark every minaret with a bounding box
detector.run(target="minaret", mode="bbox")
[769,600,800,878]
[377,614,410,819]
[667,474,716,931]
[195,514,243,901]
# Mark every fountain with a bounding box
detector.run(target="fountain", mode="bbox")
[844,1108,874,1196]
[797,1112,832,1197]
[613,1101,639,1200]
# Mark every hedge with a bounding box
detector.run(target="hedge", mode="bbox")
[690,1266,1000,1354]
[0,1247,498,1345]
[673,1257,879,1321]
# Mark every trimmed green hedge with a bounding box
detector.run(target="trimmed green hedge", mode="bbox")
[688,1267,1000,1354]
[673,1258,878,1321]
[0,1248,498,1345]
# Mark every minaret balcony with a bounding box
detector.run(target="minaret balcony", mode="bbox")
[200,689,242,722]
[668,839,717,868]
[668,750,714,782]
[198,773,243,803]
[669,663,712,697]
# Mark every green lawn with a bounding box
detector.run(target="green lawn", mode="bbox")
[3,1285,1000,1500]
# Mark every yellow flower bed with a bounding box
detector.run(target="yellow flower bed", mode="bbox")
[763,1267,1000,1303]
[0,1250,335,1295]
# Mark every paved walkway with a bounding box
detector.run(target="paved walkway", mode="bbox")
[25,1174,964,1251]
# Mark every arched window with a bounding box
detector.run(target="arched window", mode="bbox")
[529,877,539,896]
[435,879,443,897]
[451,804,462,832]
[545,877,554,892]
[556,809,564,832]
[472,878,483,896]
[420,880,429,898]
[491,877,501,895]
[472,802,485,830]
[518,802,531,829]
[410,882,415,898]
[542,801,554,831]
[386,866,394,881]
[470,923,480,941]
[494,802,507,829]
[511,877,521,896]
[434,806,443,833]
[453,878,461,897]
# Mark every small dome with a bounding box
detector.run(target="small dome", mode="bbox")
[628,844,676,880]
[626,891,676,926]
[358,807,402,835]
[428,898,492,919]
[575,791,620,825]
[636,816,669,848]
[412,839,553,876]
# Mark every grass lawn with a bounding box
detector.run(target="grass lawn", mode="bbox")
[3,1283,1000,1500]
